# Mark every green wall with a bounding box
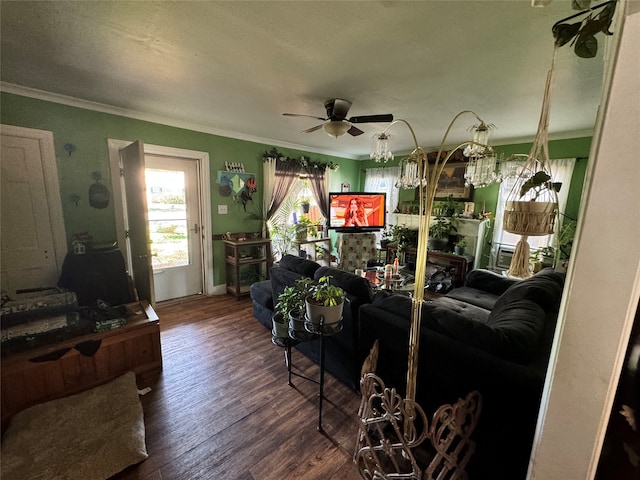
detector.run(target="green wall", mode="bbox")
[1,91,592,281]
[1,92,358,285]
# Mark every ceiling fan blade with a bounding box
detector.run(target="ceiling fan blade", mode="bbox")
[347,125,365,136]
[283,113,327,121]
[349,114,394,124]
[301,124,324,134]
[326,98,352,120]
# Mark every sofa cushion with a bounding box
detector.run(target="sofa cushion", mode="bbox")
[445,287,501,311]
[314,266,374,303]
[279,254,321,278]
[270,265,309,306]
[431,296,491,324]
[485,299,546,361]
[371,290,544,364]
[432,299,545,363]
[463,269,520,296]
[493,269,565,313]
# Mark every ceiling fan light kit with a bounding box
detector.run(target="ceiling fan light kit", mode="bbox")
[323,120,351,138]
[283,98,393,139]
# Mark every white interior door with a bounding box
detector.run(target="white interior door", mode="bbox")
[0,126,66,296]
[145,155,203,302]
[120,141,155,305]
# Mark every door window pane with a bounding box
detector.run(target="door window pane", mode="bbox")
[145,168,189,269]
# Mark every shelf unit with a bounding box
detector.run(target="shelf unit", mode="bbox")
[224,238,273,298]
[292,237,331,266]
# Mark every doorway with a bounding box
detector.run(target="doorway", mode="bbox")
[108,140,213,304]
[145,155,203,302]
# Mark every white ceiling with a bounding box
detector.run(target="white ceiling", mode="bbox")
[0,1,610,159]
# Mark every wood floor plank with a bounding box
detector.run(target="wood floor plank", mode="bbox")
[113,294,362,480]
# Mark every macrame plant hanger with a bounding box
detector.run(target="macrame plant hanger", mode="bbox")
[503,47,560,278]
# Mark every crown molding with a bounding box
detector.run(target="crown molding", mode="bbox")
[0,82,360,160]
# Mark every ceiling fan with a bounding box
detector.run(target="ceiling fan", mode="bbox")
[283,99,393,138]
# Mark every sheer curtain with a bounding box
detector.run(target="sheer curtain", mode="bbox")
[365,166,400,226]
[492,157,576,258]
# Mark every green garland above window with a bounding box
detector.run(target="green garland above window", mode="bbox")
[262,147,339,172]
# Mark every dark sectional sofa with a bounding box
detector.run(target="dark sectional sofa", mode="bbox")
[358,267,565,479]
[251,257,564,479]
[250,254,374,390]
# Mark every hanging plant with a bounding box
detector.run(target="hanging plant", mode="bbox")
[519,171,562,199]
[553,0,616,58]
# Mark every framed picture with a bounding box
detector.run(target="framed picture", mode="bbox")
[433,162,473,200]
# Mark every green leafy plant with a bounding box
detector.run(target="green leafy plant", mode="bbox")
[276,278,314,318]
[519,171,562,200]
[389,225,419,248]
[553,0,616,58]
[558,218,577,262]
[307,276,348,307]
[455,238,467,248]
[443,194,459,216]
[429,217,458,239]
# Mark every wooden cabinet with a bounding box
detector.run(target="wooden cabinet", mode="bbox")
[224,238,273,298]
[386,245,474,287]
[1,301,161,426]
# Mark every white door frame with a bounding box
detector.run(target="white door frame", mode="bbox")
[1,124,67,274]
[107,139,214,296]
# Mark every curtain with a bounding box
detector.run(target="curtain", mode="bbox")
[267,158,302,220]
[307,167,331,227]
[491,157,576,260]
[364,166,400,226]
[262,157,276,237]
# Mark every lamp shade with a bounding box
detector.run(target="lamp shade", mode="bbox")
[323,120,350,138]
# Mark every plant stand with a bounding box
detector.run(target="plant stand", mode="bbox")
[272,314,342,432]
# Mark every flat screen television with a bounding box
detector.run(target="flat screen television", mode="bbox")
[328,192,386,233]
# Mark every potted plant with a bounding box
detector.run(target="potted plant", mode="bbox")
[305,275,348,330]
[277,278,315,341]
[454,238,467,255]
[443,194,459,217]
[295,215,316,241]
[428,217,458,251]
[380,226,393,250]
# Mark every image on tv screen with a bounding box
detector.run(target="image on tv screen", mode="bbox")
[328,193,386,230]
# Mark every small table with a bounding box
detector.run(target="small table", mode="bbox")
[272,315,342,432]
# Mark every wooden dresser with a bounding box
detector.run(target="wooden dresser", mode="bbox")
[1,301,162,427]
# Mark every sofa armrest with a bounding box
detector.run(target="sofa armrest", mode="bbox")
[464,269,520,296]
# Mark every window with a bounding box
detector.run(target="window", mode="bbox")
[491,158,576,263]
[364,166,400,225]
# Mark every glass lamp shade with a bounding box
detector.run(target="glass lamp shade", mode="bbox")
[323,120,351,138]
[463,122,493,158]
[370,132,394,162]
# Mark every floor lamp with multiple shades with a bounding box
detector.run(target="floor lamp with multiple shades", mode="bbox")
[354,112,493,479]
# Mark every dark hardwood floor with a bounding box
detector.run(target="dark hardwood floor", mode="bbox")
[114,294,362,480]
